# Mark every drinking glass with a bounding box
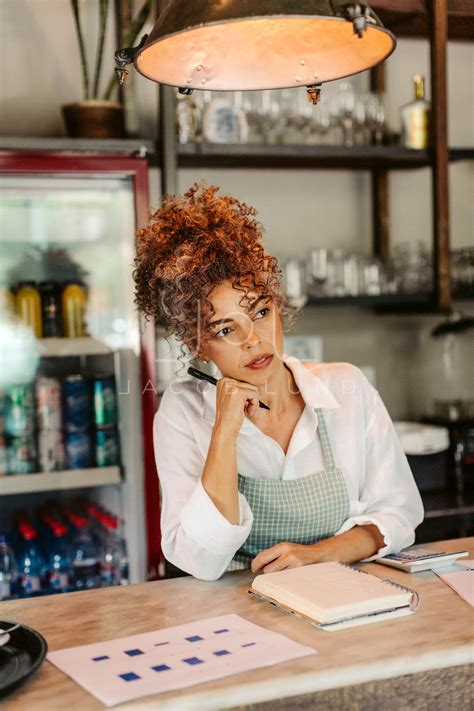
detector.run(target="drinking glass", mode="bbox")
[306,248,329,296]
[279,257,308,308]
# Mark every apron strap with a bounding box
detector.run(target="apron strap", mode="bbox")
[314,407,337,470]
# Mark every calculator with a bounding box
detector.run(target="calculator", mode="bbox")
[377,547,469,573]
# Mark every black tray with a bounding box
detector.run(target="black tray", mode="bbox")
[0,620,48,698]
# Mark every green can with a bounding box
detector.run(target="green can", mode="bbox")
[7,434,38,474]
[5,384,36,436]
[93,375,117,427]
[95,427,119,467]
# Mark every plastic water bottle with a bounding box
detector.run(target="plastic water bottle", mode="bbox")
[0,534,17,600]
[48,524,71,593]
[18,527,44,597]
[106,515,129,585]
[71,517,101,590]
[99,516,121,587]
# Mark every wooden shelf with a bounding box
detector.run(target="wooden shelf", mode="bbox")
[176,143,474,171]
[0,466,121,495]
[177,143,434,170]
[1,138,471,172]
[38,337,113,358]
[371,1,474,41]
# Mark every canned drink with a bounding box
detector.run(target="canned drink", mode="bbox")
[0,433,7,476]
[39,430,65,472]
[0,391,5,436]
[36,376,62,431]
[6,434,38,474]
[95,427,120,467]
[93,375,117,427]
[5,384,36,436]
[63,375,91,432]
[65,430,93,469]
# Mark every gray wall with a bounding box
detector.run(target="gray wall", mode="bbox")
[1,1,473,418]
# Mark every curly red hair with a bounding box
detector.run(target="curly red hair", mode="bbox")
[133,182,296,362]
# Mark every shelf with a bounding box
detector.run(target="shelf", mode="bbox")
[305,293,434,309]
[0,136,155,157]
[422,488,474,520]
[38,337,113,358]
[371,1,474,41]
[0,466,121,495]
[177,143,434,170]
[177,144,474,171]
[1,138,471,172]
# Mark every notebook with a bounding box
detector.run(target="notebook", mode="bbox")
[249,562,418,631]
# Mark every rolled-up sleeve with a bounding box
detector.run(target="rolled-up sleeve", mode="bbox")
[336,382,424,560]
[154,392,253,581]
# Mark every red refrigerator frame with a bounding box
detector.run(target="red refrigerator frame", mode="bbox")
[0,150,162,578]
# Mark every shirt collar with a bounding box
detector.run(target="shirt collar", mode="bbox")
[200,352,340,432]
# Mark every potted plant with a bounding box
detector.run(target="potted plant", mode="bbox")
[62,0,152,138]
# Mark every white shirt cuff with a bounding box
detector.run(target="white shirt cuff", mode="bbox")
[335,512,416,562]
[179,479,253,555]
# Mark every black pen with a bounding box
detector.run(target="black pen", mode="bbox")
[187,366,271,410]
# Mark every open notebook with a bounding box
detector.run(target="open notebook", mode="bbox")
[249,562,418,631]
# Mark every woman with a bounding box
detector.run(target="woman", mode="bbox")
[134,183,424,581]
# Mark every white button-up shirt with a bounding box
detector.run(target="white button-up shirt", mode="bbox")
[154,355,424,581]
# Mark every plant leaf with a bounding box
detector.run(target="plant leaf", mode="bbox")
[70,0,91,100]
[93,0,110,99]
[102,0,153,101]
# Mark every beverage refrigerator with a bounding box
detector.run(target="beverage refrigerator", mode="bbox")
[0,149,161,594]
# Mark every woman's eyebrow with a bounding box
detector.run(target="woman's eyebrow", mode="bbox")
[208,295,269,328]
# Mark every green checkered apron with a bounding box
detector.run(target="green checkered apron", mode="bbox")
[230,407,350,569]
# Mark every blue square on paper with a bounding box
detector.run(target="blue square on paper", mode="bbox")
[152,664,171,672]
[119,672,140,682]
[183,656,204,665]
[185,635,203,643]
[92,655,109,661]
[213,649,230,656]
[125,648,144,657]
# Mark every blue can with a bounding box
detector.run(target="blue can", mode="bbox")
[65,430,93,469]
[63,375,91,432]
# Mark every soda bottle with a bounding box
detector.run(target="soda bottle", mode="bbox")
[70,517,101,590]
[0,534,17,600]
[48,524,71,593]
[18,527,45,597]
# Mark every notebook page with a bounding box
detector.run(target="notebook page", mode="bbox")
[251,563,412,623]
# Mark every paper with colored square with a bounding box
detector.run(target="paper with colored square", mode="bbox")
[47,613,316,706]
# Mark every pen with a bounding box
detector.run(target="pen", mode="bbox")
[187,366,271,410]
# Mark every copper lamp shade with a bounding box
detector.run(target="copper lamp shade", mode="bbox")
[132,1,396,91]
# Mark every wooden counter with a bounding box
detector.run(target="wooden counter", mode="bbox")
[2,538,473,710]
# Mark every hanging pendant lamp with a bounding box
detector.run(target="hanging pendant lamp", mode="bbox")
[115,1,396,100]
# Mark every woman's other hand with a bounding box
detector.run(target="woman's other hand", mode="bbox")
[251,525,385,573]
[251,542,327,574]
[214,376,261,438]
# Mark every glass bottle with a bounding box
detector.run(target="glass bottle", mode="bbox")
[16,281,43,338]
[400,74,431,150]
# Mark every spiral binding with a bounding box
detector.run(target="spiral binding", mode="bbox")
[381,579,420,610]
[335,562,419,611]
